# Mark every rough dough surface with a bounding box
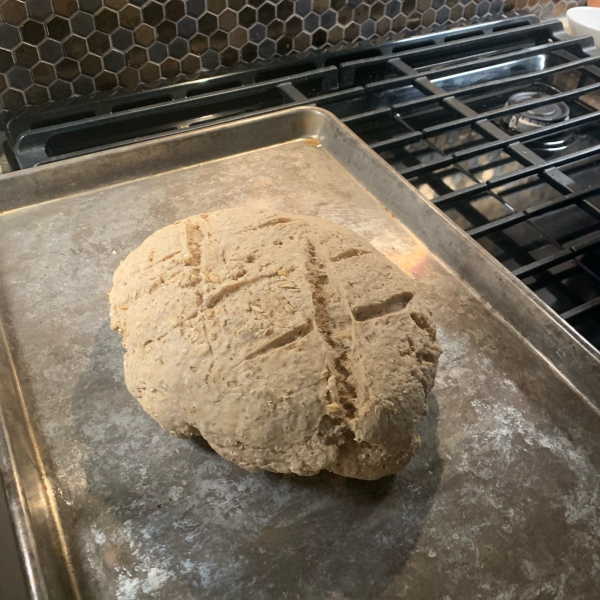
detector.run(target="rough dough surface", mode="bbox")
[110,208,441,480]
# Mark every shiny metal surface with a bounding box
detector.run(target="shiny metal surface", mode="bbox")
[431,54,561,92]
[0,107,599,600]
[0,480,29,600]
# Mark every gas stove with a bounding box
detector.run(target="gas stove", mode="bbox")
[3,14,600,352]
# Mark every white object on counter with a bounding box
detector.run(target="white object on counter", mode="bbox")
[567,7,600,47]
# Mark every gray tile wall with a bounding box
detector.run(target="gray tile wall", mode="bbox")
[0,0,584,111]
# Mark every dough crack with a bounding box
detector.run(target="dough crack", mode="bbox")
[141,330,170,347]
[352,291,414,322]
[143,265,188,296]
[203,271,278,309]
[244,321,314,362]
[201,319,214,381]
[330,248,370,262]
[142,250,180,270]
[255,217,295,228]
[180,220,204,266]
[305,240,358,421]
[234,216,297,235]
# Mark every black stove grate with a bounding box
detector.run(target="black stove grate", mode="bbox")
[4,15,600,350]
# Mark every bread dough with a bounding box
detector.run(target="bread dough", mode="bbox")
[110,208,441,480]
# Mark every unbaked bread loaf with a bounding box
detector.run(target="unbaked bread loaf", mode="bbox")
[110,208,441,480]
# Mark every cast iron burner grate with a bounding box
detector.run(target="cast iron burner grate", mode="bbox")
[3,15,600,351]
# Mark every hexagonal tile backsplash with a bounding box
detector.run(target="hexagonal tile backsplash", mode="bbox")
[0,0,584,111]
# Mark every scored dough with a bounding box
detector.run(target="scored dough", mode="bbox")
[110,208,441,480]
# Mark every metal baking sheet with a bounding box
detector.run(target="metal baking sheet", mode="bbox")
[0,107,599,600]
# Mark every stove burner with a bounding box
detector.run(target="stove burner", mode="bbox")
[504,91,570,133]
[503,91,573,153]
